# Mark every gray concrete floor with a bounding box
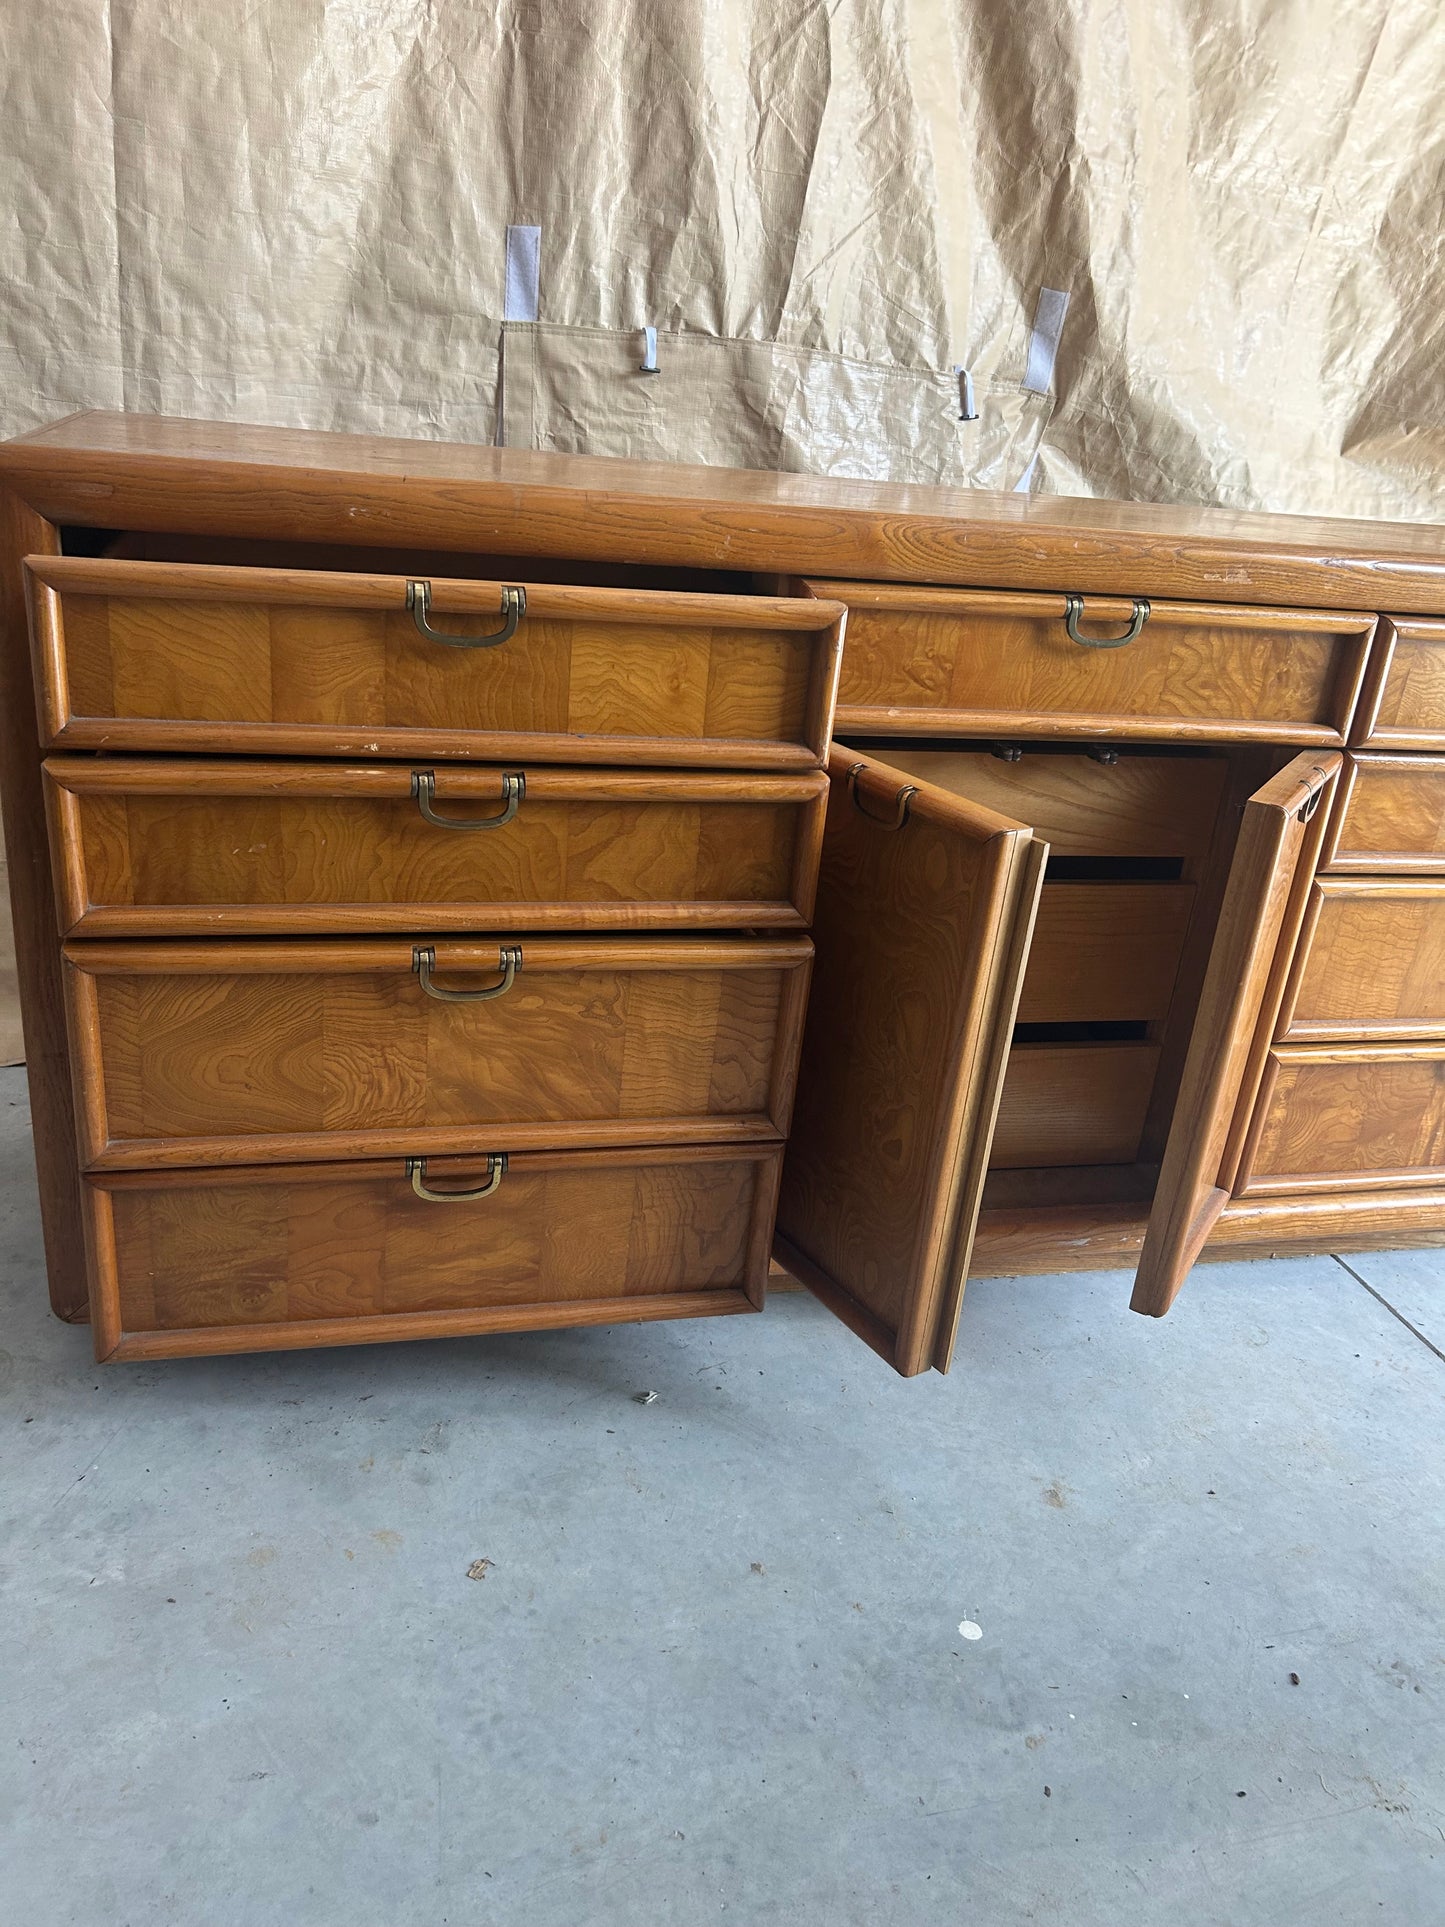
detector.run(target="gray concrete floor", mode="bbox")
[1,1066,1442,1926]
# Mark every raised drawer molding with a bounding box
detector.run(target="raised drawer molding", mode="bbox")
[1322,752,1445,870]
[64,937,814,1167]
[1352,618,1445,749]
[3,412,1444,1372]
[27,558,845,770]
[44,759,828,937]
[806,580,1375,744]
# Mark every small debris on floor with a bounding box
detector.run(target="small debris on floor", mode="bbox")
[958,1620,983,1641]
[1290,1672,1301,1685]
[1044,1786,1052,1797]
[633,1391,658,1406]
[750,1562,765,1575]
[466,1559,494,1581]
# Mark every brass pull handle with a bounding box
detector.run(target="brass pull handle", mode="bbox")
[847,762,915,830]
[1064,593,1150,648]
[411,769,524,830]
[412,943,522,1002]
[1297,764,1333,823]
[406,580,525,648]
[406,1153,507,1203]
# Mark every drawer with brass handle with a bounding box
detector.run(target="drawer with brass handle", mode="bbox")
[42,757,829,937]
[808,579,1375,744]
[63,934,813,1168]
[82,1142,783,1359]
[25,556,845,770]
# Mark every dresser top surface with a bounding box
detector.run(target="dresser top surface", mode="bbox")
[4,410,1444,613]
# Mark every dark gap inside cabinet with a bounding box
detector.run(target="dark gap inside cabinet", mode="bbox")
[70,528,756,599]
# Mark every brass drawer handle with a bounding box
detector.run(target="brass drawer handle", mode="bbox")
[411,769,524,829]
[848,762,915,830]
[1064,593,1150,648]
[412,943,522,1002]
[406,1153,507,1203]
[406,580,526,647]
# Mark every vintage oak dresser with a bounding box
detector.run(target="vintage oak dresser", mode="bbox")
[3,414,1444,1377]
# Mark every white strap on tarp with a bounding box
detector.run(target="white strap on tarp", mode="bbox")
[640,325,659,373]
[504,225,541,322]
[1023,287,1070,394]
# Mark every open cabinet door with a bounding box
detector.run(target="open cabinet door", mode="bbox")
[775,747,1046,1376]
[1132,751,1342,1316]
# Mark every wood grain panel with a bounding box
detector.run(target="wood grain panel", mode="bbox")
[775,746,1044,1376]
[1351,617,1445,749]
[1240,1046,1445,1194]
[990,1043,1159,1167]
[10,413,1445,614]
[1280,881,1445,1039]
[26,557,842,770]
[65,935,811,1166]
[1322,752,1445,871]
[856,748,1229,859]
[87,1144,778,1356]
[1018,884,1193,1024]
[812,582,1373,743]
[44,759,827,936]
[1131,752,1342,1315]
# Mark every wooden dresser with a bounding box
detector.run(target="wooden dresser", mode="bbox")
[3,415,1444,1377]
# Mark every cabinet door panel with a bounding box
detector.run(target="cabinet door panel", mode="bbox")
[775,748,1045,1376]
[1131,751,1341,1315]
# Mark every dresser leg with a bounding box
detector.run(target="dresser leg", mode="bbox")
[0,490,88,1322]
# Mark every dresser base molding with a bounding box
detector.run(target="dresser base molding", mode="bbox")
[967,1189,1445,1276]
[768,1188,1445,1286]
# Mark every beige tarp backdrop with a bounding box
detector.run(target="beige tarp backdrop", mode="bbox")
[2,0,1444,1055]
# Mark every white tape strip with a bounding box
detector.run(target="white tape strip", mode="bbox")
[640,325,659,373]
[1022,287,1070,394]
[504,225,541,322]
[953,365,978,422]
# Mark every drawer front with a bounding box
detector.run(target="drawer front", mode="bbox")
[1280,881,1445,1040]
[28,557,844,770]
[66,936,811,1166]
[86,1145,781,1357]
[1240,1046,1445,1194]
[1352,618,1445,749]
[991,1042,1160,1168]
[1018,882,1194,1024]
[812,581,1373,743]
[1323,752,1445,871]
[45,759,827,936]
